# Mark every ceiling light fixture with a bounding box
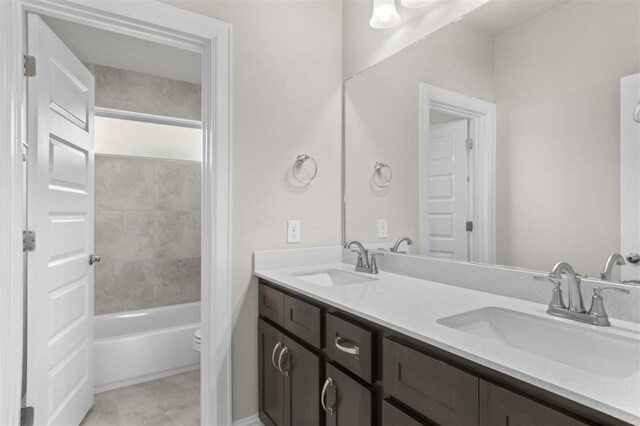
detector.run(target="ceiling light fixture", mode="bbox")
[369,0,401,29]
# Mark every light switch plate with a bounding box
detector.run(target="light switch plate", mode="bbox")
[287,220,301,243]
[378,219,388,239]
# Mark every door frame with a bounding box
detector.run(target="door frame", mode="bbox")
[419,83,496,264]
[0,1,232,425]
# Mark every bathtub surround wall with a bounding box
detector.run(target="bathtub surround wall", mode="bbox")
[84,63,202,120]
[94,155,201,315]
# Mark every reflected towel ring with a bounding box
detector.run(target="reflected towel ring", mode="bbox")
[292,154,317,184]
[634,101,640,123]
[373,162,392,188]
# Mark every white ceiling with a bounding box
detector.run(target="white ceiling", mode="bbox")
[43,16,201,84]
[464,0,569,36]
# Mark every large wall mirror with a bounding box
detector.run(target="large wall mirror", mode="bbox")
[344,0,640,281]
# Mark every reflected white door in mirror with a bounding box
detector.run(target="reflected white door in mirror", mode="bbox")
[424,119,469,260]
[419,84,496,264]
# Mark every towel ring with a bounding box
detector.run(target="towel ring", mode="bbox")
[634,101,640,123]
[292,154,317,184]
[373,162,392,188]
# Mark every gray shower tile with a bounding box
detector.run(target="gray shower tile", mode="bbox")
[94,260,156,315]
[150,258,201,307]
[155,211,201,259]
[95,211,156,262]
[156,162,200,211]
[95,156,156,211]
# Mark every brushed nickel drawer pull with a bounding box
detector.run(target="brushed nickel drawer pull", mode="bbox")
[277,346,289,376]
[335,336,359,357]
[271,342,282,370]
[321,377,334,415]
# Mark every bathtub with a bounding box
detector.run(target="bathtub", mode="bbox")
[94,302,200,393]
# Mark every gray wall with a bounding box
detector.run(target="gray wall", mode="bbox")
[158,1,343,420]
[94,154,201,315]
[494,0,640,276]
[85,63,201,121]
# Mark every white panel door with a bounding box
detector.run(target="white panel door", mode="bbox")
[425,120,469,260]
[26,14,95,426]
[621,74,640,281]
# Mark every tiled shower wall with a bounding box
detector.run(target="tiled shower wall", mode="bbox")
[94,155,201,315]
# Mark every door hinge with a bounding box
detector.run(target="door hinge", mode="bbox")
[466,138,473,150]
[466,221,474,232]
[23,230,35,252]
[23,55,36,77]
[20,406,34,426]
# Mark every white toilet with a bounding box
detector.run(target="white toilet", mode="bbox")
[193,328,201,352]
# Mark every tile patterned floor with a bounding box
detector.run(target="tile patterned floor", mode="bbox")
[81,370,200,426]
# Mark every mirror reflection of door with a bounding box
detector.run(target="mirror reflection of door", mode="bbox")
[424,115,470,260]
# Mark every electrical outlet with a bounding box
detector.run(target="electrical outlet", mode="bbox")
[378,219,388,239]
[287,220,301,243]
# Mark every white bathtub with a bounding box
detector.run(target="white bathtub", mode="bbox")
[94,302,200,393]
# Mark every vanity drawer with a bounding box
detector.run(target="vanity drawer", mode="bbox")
[325,313,374,383]
[382,400,430,426]
[259,282,284,326]
[284,294,321,348]
[383,338,479,426]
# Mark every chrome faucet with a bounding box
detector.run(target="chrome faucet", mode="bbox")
[344,240,370,273]
[534,261,630,326]
[601,253,626,281]
[550,262,585,313]
[344,240,382,274]
[391,237,413,253]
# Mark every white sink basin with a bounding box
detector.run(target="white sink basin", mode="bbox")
[292,269,377,287]
[437,307,640,379]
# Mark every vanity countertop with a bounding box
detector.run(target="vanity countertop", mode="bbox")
[254,262,640,424]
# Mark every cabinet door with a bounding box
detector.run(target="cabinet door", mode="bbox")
[383,338,478,426]
[283,336,321,426]
[324,363,373,426]
[479,381,588,426]
[259,319,285,426]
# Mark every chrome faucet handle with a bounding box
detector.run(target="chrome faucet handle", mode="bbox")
[533,275,561,285]
[587,287,630,326]
[533,276,566,309]
[592,286,631,296]
[369,252,384,274]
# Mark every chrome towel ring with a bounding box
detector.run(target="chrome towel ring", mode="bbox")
[373,162,392,188]
[634,101,640,123]
[292,154,317,184]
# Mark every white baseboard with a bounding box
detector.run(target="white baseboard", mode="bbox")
[232,413,263,426]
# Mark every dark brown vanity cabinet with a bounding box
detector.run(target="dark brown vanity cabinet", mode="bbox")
[479,380,589,426]
[323,363,373,426]
[258,318,321,426]
[258,279,621,426]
